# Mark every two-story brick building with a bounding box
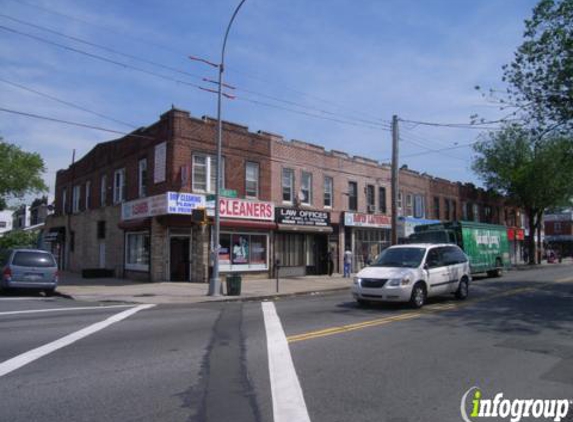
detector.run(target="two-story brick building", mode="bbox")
[544,210,573,258]
[45,108,274,282]
[45,107,525,282]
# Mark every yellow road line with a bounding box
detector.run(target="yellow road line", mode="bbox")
[286,280,568,344]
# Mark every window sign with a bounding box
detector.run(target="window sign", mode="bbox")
[219,232,268,271]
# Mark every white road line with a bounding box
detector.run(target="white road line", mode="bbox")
[0,304,155,378]
[262,302,312,422]
[0,297,55,301]
[0,304,135,317]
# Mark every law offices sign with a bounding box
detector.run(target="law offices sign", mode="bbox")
[276,208,330,227]
[121,192,206,221]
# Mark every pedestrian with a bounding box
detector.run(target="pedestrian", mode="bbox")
[326,249,334,276]
[344,248,352,278]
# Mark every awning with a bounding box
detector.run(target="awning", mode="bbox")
[277,224,333,234]
[220,219,277,230]
[118,218,151,231]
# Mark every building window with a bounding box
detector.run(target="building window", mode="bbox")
[554,222,562,233]
[452,201,457,220]
[397,191,403,215]
[138,158,147,198]
[301,171,312,205]
[72,185,81,213]
[413,194,425,218]
[100,174,107,207]
[113,169,126,204]
[444,198,451,221]
[125,232,150,271]
[218,232,268,271]
[70,231,75,252]
[324,176,333,208]
[348,181,358,211]
[379,187,387,214]
[434,196,440,220]
[245,162,259,198]
[406,194,413,216]
[282,168,294,203]
[97,221,106,239]
[62,188,67,215]
[473,204,480,222]
[192,154,224,193]
[85,181,91,210]
[366,185,375,213]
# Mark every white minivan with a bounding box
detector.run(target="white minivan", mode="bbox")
[351,243,471,308]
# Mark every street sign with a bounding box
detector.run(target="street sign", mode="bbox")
[206,189,237,201]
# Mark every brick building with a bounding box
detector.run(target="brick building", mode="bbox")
[45,108,274,282]
[544,210,573,257]
[45,107,525,282]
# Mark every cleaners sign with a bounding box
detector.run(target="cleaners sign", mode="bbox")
[214,198,274,221]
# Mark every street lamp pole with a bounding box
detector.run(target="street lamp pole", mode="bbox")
[209,0,247,296]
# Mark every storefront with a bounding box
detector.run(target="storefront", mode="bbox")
[274,208,332,276]
[122,191,207,282]
[507,227,525,265]
[214,198,276,275]
[344,212,391,272]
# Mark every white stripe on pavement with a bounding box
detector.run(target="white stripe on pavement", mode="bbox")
[0,304,135,317]
[262,301,311,422]
[0,304,155,378]
[0,297,55,301]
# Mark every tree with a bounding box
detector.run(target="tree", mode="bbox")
[0,138,48,210]
[0,230,39,250]
[472,124,573,264]
[503,0,573,131]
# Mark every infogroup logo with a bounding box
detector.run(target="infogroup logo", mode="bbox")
[461,387,571,422]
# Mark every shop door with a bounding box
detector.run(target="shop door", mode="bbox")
[170,237,190,281]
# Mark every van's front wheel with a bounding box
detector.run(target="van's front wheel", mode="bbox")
[410,283,426,308]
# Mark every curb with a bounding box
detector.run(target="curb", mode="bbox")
[58,285,351,305]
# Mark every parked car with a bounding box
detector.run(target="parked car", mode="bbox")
[351,243,471,308]
[0,249,59,296]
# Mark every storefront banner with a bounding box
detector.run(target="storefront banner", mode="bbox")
[122,194,168,221]
[507,228,525,241]
[122,192,205,221]
[167,192,206,214]
[207,198,274,221]
[344,212,391,228]
[276,208,330,226]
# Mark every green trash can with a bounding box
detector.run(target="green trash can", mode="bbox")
[226,274,242,296]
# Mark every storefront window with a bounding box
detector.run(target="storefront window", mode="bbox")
[125,232,150,271]
[219,232,268,271]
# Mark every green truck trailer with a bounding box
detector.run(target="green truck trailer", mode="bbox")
[408,221,511,276]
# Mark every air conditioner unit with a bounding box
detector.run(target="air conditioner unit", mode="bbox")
[367,205,376,213]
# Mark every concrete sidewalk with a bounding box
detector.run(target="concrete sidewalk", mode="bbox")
[56,272,353,304]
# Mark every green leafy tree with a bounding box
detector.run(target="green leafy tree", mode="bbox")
[472,125,573,263]
[0,230,39,250]
[503,0,573,130]
[0,138,48,210]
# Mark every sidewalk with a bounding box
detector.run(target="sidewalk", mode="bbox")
[56,272,354,304]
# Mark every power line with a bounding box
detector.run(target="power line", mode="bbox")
[0,13,390,129]
[6,1,390,127]
[400,140,478,159]
[0,77,137,128]
[399,117,502,130]
[0,106,154,139]
[0,23,390,132]
[399,134,469,162]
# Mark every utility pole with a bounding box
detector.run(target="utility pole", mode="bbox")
[208,0,247,296]
[391,115,399,245]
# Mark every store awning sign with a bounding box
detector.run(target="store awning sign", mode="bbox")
[217,198,274,221]
[276,208,330,226]
[122,192,205,221]
[344,212,391,228]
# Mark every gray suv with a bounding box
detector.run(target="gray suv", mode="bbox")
[1,249,59,296]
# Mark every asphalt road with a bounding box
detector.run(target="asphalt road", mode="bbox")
[1,265,572,422]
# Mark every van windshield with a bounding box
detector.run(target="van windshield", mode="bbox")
[371,247,426,268]
[12,251,56,268]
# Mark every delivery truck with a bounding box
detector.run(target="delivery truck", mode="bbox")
[408,221,510,277]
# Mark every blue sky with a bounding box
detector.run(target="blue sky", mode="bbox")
[1,0,538,202]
